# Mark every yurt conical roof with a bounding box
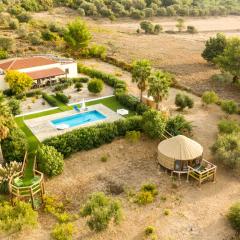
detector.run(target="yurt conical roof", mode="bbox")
[158,135,203,161]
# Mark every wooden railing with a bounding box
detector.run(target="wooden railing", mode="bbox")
[8,153,45,209]
[187,159,217,185]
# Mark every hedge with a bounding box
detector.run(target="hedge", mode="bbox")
[42,93,58,107]
[78,64,127,94]
[43,116,143,158]
[116,93,150,115]
[55,92,69,104]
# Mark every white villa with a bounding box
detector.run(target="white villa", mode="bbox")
[0,55,78,90]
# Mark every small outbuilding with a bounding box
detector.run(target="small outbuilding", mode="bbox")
[158,135,217,184]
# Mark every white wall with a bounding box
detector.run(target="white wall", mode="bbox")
[0,60,78,90]
[59,62,78,78]
[0,75,9,90]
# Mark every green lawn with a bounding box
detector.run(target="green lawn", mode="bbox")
[15,96,132,180]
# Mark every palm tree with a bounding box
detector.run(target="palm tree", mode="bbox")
[147,70,172,110]
[132,59,151,102]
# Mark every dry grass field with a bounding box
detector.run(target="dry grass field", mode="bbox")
[31,8,240,102]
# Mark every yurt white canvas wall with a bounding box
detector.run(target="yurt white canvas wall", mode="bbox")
[158,135,203,171]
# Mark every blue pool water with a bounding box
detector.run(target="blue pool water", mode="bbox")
[51,110,107,128]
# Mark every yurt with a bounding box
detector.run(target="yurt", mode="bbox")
[158,135,203,172]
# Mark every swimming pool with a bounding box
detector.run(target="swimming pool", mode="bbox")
[51,110,107,128]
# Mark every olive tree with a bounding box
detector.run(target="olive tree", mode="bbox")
[202,33,227,63]
[215,37,240,83]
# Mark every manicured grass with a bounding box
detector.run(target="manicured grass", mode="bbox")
[15,108,62,179]
[15,96,133,180]
[85,96,135,116]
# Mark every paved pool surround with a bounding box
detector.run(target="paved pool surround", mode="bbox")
[24,104,122,142]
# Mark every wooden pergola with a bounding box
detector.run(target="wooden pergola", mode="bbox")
[8,153,45,209]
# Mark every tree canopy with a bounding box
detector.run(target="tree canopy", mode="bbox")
[132,59,152,102]
[215,37,240,82]
[147,70,172,110]
[63,19,92,52]
[202,33,227,63]
[5,70,33,95]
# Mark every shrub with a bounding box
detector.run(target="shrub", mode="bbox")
[154,24,162,34]
[2,128,28,163]
[86,44,106,58]
[142,110,167,139]
[8,98,21,115]
[51,223,74,240]
[26,90,42,97]
[16,12,32,23]
[175,93,194,110]
[187,25,197,34]
[131,8,145,19]
[164,209,170,216]
[218,119,240,134]
[41,29,57,41]
[80,192,122,232]
[55,92,69,104]
[202,91,218,105]
[87,79,104,94]
[116,93,150,114]
[28,31,42,45]
[37,145,64,177]
[100,155,108,162]
[42,93,58,106]
[0,50,8,59]
[212,133,240,172]
[140,20,154,34]
[54,83,69,92]
[0,161,21,194]
[0,37,14,51]
[0,200,38,233]
[9,18,19,29]
[221,100,238,115]
[135,191,154,205]
[78,64,127,94]
[228,202,240,233]
[125,130,141,143]
[166,114,192,136]
[43,116,143,157]
[74,82,83,91]
[144,8,154,17]
[145,226,156,236]
[134,183,158,205]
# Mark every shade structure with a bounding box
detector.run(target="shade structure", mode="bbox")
[158,135,203,171]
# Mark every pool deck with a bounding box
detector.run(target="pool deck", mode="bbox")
[24,104,123,142]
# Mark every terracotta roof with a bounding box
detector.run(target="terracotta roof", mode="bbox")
[27,68,65,80]
[0,57,57,70]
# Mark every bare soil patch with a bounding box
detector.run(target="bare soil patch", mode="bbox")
[14,136,240,240]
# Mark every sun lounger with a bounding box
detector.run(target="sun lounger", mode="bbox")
[56,124,69,130]
[73,105,80,112]
[117,109,129,116]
